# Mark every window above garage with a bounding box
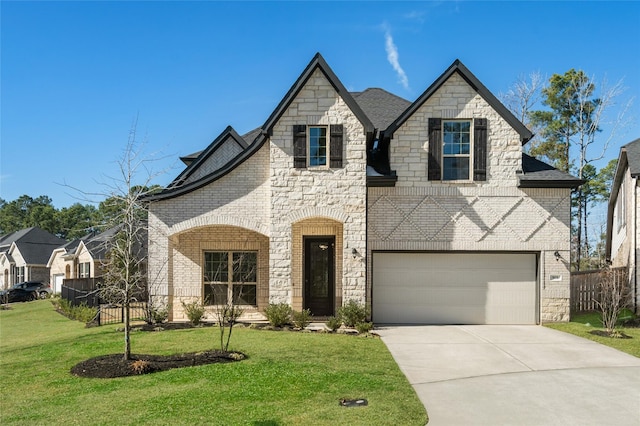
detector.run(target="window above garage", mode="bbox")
[428,118,487,182]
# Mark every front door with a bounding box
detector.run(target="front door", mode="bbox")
[304,237,335,316]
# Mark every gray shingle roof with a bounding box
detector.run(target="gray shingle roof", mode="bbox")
[518,154,584,188]
[0,227,66,265]
[351,88,411,131]
[623,138,640,176]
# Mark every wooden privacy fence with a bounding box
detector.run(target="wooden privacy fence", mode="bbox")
[61,278,148,325]
[570,267,628,313]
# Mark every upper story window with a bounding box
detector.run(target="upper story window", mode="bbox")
[428,118,487,182]
[443,121,471,180]
[293,124,343,169]
[308,127,328,166]
[616,179,626,232]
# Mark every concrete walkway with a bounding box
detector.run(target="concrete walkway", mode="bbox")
[376,325,640,425]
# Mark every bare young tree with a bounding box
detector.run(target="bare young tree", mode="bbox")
[596,265,631,336]
[96,120,167,360]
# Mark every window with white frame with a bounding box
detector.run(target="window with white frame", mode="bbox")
[442,121,472,180]
[79,262,91,278]
[15,266,25,283]
[616,180,626,231]
[203,251,257,306]
[308,126,328,167]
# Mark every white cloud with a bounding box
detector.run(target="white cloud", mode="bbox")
[383,24,409,90]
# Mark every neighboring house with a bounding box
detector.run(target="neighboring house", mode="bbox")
[47,227,122,293]
[0,227,66,289]
[146,53,581,324]
[606,138,640,311]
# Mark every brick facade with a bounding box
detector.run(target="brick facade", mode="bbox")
[147,55,575,323]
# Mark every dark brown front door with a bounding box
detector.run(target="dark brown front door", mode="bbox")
[304,237,335,316]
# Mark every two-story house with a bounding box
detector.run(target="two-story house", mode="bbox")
[146,53,581,324]
[606,138,640,312]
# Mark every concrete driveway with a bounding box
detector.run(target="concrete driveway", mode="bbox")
[376,325,640,425]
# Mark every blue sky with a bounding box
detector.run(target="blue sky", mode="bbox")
[2,1,639,216]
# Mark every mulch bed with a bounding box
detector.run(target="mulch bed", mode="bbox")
[589,330,632,339]
[71,350,245,378]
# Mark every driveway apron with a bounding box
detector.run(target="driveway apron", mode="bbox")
[376,325,640,426]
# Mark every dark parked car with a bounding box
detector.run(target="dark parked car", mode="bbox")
[0,281,52,303]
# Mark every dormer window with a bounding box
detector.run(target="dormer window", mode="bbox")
[443,121,471,180]
[308,126,328,166]
[293,124,343,169]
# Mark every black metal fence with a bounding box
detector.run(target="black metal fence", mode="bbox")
[61,278,148,325]
[61,278,102,307]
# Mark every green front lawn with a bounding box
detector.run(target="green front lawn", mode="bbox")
[0,301,427,425]
[545,311,640,358]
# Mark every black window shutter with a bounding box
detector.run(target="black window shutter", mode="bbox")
[428,118,442,180]
[293,125,307,168]
[473,118,487,181]
[329,124,343,168]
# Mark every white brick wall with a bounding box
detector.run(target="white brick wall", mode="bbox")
[368,72,571,322]
[147,143,270,318]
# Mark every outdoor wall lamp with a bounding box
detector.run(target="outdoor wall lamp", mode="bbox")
[554,251,562,261]
[352,248,359,259]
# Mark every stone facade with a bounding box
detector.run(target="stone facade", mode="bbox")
[268,68,367,308]
[147,55,575,323]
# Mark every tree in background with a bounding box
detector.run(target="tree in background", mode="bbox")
[505,68,631,270]
[56,203,98,240]
[0,195,58,235]
[0,196,98,240]
[500,71,545,141]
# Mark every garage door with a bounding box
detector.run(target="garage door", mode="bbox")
[372,252,537,324]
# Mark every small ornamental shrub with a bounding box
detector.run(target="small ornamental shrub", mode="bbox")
[52,299,97,323]
[182,300,206,325]
[338,300,369,328]
[325,315,342,331]
[264,303,292,327]
[355,321,374,334]
[292,309,312,329]
[147,303,170,324]
[73,303,98,323]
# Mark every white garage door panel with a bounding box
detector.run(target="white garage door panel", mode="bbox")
[373,253,537,324]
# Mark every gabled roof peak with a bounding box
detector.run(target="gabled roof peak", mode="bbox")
[260,52,375,135]
[385,59,533,144]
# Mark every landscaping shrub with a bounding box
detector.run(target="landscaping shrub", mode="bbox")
[338,300,369,327]
[181,300,206,325]
[355,321,374,334]
[292,308,312,329]
[146,303,170,324]
[325,315,342,331]
[264,303,292,327]
[51,298,97,323]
